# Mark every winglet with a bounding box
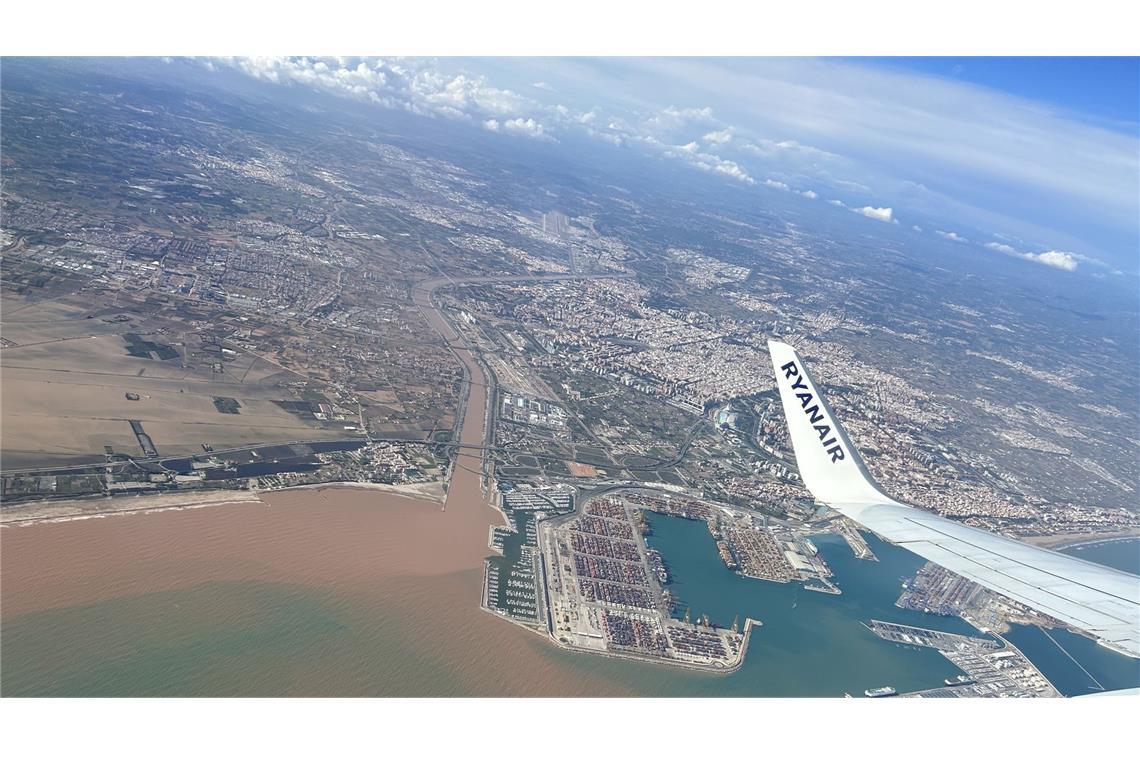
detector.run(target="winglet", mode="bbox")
[767,340,888,507]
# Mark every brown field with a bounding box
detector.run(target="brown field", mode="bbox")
[568,461,599,477]
[1,294,351,468]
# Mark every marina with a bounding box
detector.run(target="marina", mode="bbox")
[481,486,575,628]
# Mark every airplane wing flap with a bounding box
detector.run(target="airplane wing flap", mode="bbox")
[904,538,1121,627]
[895,509,1140,602]
[845,507,1140,650]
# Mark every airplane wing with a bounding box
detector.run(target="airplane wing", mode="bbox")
[767,340,1140,659]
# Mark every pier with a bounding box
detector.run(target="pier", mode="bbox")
[481,487,574,627]
[866,620,1060,698]
[835,519,877,561]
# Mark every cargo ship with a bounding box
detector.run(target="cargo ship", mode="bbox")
[864,686,898,698]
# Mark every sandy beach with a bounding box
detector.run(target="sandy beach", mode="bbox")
[0,490,265,526]
[1022,529,1140,550]
[0,478,447,528]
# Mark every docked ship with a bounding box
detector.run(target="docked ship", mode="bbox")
[646,548,669,584]
[864,686,898,698]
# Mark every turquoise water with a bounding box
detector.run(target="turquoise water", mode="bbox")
[6,514,1134,697]
[1060,537,1140,575]
[1004,624,1140,696]
[586,513,983,696]
[1003,537,1140,696]
[593,517,1140,697]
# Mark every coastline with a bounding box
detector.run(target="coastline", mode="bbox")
[260,480,445,504]
[0,490,265,527]
[1022,530,1140,551]
[7,269,1128,694]
[0,479,446,527]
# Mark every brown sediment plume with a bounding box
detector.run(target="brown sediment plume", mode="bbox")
[1,276,640,696]
[1,488,634,696]
[2,488,480,616]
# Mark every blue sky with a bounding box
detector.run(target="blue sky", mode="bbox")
[221,57,1140,276]
[864,57,1140,127]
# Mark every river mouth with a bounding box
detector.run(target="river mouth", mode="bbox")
[5,493,1136,696]
[5,277,1136,697]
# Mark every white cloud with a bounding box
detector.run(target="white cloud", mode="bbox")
[588,129,623,146]
[912,225,923,232]
[854,206,893,223]
[661,105,714,122]
[502,117,550,140]
[223,57,546,132]
[828,199,846,207]
[652,135,755,184]
[763,179,789,190]
[983,241,1088,273]
[616,58,1139,243]
[739,138,839,161]
[217,57,1137,270]
[483,116,550,141]
[714,161,754,184]
[984,241,1016,254]
[937,229,968,242]
[1031,250,1079,271]
[1060,249,1119,272]
[703,128,733,145]
[832,178,874,194]
[799,189,818,199]
[693,155,754,184]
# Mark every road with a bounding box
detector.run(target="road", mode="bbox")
[410,271,629,510]
[2,272,631,510]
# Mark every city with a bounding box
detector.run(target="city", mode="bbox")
[1,54,1137,710]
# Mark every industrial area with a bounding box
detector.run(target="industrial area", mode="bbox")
[866,620,1060,698]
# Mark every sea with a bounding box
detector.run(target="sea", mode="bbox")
[5,491,1135,698]
[1002,537,1140,696]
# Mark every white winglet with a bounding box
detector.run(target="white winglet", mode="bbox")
[767,340,888,507]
